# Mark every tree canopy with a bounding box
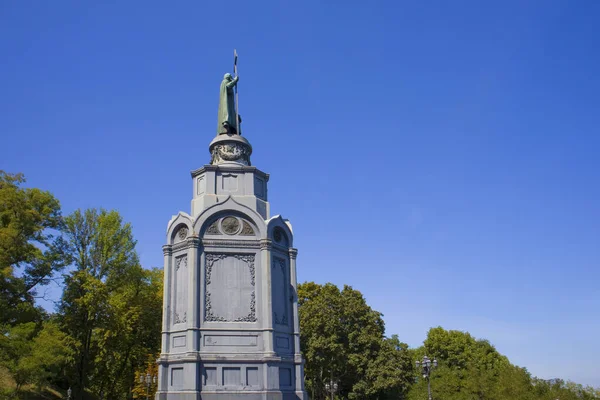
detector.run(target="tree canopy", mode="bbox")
[0,171,66,326]
[298,282,413,400]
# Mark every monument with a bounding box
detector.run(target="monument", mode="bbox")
[156,54,307,400]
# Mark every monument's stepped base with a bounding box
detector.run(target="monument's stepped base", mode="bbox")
[156,390,306,400]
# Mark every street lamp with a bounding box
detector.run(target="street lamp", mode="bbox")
[416,355,438,400]
[140,372,157,400]
[324,380,338,400]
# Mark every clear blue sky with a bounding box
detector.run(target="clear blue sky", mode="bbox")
[2,0,599,387]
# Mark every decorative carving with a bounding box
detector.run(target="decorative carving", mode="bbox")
[240,221,255,236]
[205,254,228,285]
[210,143,252,166]
[205,217,256,238]
[177,227,188,240]
[234,292,256,322]
[245,256,256,287]
[274,312,288,326]
[206,220,221,235]
[274,257,285,272]
[221,216,240,235]
[174,311,187,324]
[205,292,227,322]
[176,255,187,270]
[204,253,256,322]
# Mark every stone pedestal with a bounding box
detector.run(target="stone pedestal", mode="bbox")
[156,132,307,400]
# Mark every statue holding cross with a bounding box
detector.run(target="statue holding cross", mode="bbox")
[217,50,242,135]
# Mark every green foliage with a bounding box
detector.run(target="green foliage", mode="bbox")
[0,321,73,394]
[531,378,600,400]
[298,282,413,400]
[407,327,600,400]
[58,208,162,400]
[131,355,159,399]
[0,171,66,326]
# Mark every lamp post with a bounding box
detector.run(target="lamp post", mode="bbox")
[416,355,438,400]
[324,380,338,400]
[140,372,157,400]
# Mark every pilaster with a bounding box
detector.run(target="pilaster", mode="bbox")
[261,238,275,356]
[187,236,200,352]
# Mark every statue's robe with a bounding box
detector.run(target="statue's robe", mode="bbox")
[217,76,239,134]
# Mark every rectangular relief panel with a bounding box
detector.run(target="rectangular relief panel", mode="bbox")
[171,367,184,388]
[204,254,256,322]
[204,367,217,386]
[204,334,257,346]
[197,176,206,195]
[172,335,186,348]
[223,367,241,386]
[272,257,288,326]
[254,177,265,199]
[246,367,259,386]
[275,336,290,350]
[279,367,292,387]
[222,173,238,192]
[173,254,188,325]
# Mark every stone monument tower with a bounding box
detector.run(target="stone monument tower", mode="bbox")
[156,65,307,400]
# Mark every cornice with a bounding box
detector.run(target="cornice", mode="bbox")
[202,239,260,249]
[188,235,201,245]
[190,165,269,181]
[272,241,290,253]
[157,353,300,364]
[162,245,172,256]
[170,236,199,252]
[289,248,298,259]
[172,242,189,252]
[260,239,272,250]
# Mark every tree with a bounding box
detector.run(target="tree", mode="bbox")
[298,282,413,400]
[90,266,163,398]
[132,354,159,399]
[58,209,137,399]
[0,171,66,326]
[0,321,73,395]
[405,327,600,400]
[58,208,162,400]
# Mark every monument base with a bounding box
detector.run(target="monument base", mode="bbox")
[156,390,307,400]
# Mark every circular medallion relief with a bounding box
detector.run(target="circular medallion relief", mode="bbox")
[178,227,188,240]
[221,217,240,235]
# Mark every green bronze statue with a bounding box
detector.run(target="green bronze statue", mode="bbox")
[217,73,240,135]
